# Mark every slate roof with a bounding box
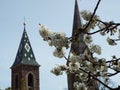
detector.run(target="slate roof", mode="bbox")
[12,24,39,67]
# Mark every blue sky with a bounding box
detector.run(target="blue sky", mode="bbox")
[1,0,120,90]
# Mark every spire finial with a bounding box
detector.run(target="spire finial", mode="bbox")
[23,18,26,30]
[72,0,82,31]
[23,18,26,27]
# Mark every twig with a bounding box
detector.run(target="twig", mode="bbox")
[84,0,101,31]
[79,68,113,90]
[106,58,120,63]
[86,28,105,35]
[107,71,120,77]
[114,39,120,41]
[64,56,68,61]
[93,77,113,90]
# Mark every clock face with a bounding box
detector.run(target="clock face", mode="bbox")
[25,43,30,52]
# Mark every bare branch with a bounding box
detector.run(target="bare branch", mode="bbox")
[85,19,120,35]
[64,56,68,61]
[93,77,113,90]
[86,28,105,35]
[106,58,120,63]
[107,71,120,77]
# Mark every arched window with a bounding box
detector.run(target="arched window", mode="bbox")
[28,73,34,90]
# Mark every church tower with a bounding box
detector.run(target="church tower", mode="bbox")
[68,0,98,90]
[11,23,40,90]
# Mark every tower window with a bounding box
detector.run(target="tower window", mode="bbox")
[28,73,34,90]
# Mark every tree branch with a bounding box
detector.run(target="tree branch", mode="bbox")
[79,68,113,90]
[86,19,120,35]
[106,58,120,63]
[64,56,68,61]
[86,28,105,35]
[107,71,120,77]
[84,0,101,31]
[93,77,113,90]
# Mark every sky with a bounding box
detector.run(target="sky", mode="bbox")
[1,0,120,90]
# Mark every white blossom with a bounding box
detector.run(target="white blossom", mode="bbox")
[99,23,106,36]
[79,72,88,81]
[53,48,65,58]
[84,34,93,44]
[100,66,107,72]
[74,82,87,90]
[51,66,63,76]
[69,62,80,73]
[69,55,77,64]
[112,64,120,71]
[86,62,94,71]
[69,53,86,63]
[81,10,99,31]
[50,32,70,49]
[81,10,92,21]
[81,10,100,33]
[86,61,91,66]
[99,23,106,30]
[39,24,70,49]
[100,31,106,36]
[39,24,52,41]
[107,37,117,45]
[59,65,68,70]
[90,44,101,55]
[98,58,106,66]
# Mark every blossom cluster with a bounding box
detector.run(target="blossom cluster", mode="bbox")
[39,23,107,90]
[98,22,120,46]
[39,24,70,58]
[109,56,120,71]
[89,44,101,55]
[98,21,117,35]
[84,34,101,55]
[81,10,99,32]
[81,10,99,22]
[107,37,117,45]
[53,53,106,74]
[50,52,108,90]
[74,82,87,90]
[39,8,120,89]
[51,65,64,76]
[81,10,120,46]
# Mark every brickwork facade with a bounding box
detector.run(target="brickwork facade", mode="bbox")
[11,65,39,90]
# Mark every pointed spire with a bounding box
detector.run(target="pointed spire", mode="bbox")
[11,23,39,67]
[72,0,83,39]
[72,0,82,31]
[71,0,87,55]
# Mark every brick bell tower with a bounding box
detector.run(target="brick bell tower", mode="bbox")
[11,23,40,90]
